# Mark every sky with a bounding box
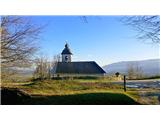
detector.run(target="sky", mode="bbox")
[30,16,159,66]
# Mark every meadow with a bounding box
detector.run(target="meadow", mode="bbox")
[1,76,160,105]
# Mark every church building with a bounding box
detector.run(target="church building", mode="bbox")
[52,43,106,76]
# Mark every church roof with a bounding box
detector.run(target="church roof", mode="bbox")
[55,61,106,74]
[61,43,72,55]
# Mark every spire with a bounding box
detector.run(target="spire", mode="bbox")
[61,42,72,55]
[65,43,69,48]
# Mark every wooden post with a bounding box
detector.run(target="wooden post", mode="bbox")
[124,75,126,92]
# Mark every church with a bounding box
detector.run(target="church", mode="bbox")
[52,43,106,76]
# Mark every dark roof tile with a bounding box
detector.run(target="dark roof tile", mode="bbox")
[55,61,106,74]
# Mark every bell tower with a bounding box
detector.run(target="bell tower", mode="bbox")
[61,43,72,62]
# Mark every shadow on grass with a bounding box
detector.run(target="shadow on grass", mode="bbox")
[1,88,140,105]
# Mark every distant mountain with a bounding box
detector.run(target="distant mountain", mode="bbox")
[103,59,160,76]
[11,67,35,76]
[18,68,35,76]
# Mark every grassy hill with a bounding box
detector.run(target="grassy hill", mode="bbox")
[1,77,142,105]
[1,89,139,105]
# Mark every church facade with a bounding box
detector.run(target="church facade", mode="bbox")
[52,43,106,76]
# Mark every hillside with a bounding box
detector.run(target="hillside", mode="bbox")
[1,79,140,105]
[103,59,160,76]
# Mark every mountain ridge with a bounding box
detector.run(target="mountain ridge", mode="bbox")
[103,59,160,76]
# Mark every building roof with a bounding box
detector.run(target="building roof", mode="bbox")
[54,61,106,74]
[61,43,72,55]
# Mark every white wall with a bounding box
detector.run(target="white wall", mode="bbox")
[62,54,71,62]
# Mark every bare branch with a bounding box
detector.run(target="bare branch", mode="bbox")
[1,16,42,68]
[121,16,160,44]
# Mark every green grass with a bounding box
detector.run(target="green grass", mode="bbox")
[142,75,160,80]
[127,75,160,80]
[1,87,139,105]
[19,79,123,95]
[22,92,139,105]
[1,77,159,105]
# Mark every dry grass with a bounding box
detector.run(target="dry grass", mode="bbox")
[1,77,160,105]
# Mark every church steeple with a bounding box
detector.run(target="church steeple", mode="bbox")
[61,43,72,62]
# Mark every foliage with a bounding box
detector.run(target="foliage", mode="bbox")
[115,72,120,77]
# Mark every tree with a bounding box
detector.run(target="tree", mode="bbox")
[1,16,42,68]
[33,56,50,79]
[53,54,61,63]
[127,64,135,79]
[33,54,61,79]
[121,16,160,44]
[134,63,143,79]
[127,62,143,79]
[115,72,120,77]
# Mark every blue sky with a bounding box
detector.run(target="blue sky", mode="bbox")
[30,16,159,66]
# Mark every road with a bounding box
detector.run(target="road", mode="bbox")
[112,79,160,88]
[112,79,160,104]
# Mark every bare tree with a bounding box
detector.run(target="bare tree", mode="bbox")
[53,54,61,63]
[134,63,143,79]
[33,54,61,79]
[50,54,61,77]
[127,64,135,79]
[121,16,160,44]
[33,56,51,79]
[127,62,143,79]
[1,16,42,68]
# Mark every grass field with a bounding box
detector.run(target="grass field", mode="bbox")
[1,77,159,105]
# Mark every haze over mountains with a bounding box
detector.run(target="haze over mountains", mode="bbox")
[16,59,160,77]
[103,59,160,76]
